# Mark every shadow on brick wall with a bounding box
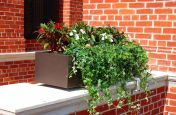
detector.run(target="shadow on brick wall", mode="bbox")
[70,0,83,26]
[58,0,83,26]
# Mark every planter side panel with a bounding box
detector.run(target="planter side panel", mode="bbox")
[35,52,82,88]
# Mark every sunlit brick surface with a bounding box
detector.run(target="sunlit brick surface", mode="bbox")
[83,0,176,73]
[0,60,35,85]
[70,86,167,115]
[165,85,176,115]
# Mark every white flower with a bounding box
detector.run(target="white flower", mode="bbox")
[69,32,73,36]
[107,35,113,39]
[107,35,113,42]
[110,38,113,42]
[73,30,77,33]
[102,37,105,40]
[101,33,106,37]
[100,33,107,41]
[109,35,113,39]
[75,34,79,40]
[80,29,86,34]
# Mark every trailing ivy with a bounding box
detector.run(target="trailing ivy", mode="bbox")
[35,21,150,114]
[65,23,151,114]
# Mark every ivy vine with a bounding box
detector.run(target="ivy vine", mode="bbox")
[64,22,151,115]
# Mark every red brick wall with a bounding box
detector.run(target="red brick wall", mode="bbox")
[0,0,83,85]
[165,82,176,114]
[0,0,175,86]
[0,0,175,72]
[0,0,25,53]
[59,0,83,26]
[0,60,35,85]
[69,86,166,115]
[0,0,36,85]
[82,0,176,73]
[25,40,43,52]
[0,0,83,53]
[69,80,176,115]
[0,1,175,114]
[0,38,25,53]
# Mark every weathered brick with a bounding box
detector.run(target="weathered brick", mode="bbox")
[0,60,35,85]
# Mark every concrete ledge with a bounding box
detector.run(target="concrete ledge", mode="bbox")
[0,52,35,62]
[0,83,88,115]
[166,72,176,87]
[167,72,176,82]
[0,71,169,115]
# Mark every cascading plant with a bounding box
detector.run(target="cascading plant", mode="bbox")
[64,22,151,114]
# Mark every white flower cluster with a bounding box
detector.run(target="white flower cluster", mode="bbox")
[80,29,86,34]
[75,34,79,40]
[69,29,79,40]
[69,29,76,37]
[69,29,86,40]
[100,33,113,42]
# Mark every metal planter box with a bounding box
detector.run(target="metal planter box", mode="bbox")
[35,52,83,88]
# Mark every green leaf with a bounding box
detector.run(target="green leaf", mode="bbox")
[44,43,49,49]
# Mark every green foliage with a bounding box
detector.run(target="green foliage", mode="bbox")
[65,22,150,114]
[36,21,150,114]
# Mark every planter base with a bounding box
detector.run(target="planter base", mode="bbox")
[35,52,83,89]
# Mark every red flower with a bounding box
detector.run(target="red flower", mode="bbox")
[55,23,62,29]
[38,28,43,34]
[46,33,49,38]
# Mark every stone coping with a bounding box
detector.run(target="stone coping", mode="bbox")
[0,52,35,62]
[0,71,171,115]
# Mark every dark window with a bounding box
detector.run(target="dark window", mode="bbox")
[24,0,59,39]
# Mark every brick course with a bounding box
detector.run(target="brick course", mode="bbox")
[0,38,25,53]
[25,40,43,52]
[0,0,175,66]
[1,0,175,72]
[69,86,167,115]
[0,0,25,53]
[165,83,176,114]
[69,85,176,115]
[0,60,35,85]
[83,0,176,73]
[0,0,24,38]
